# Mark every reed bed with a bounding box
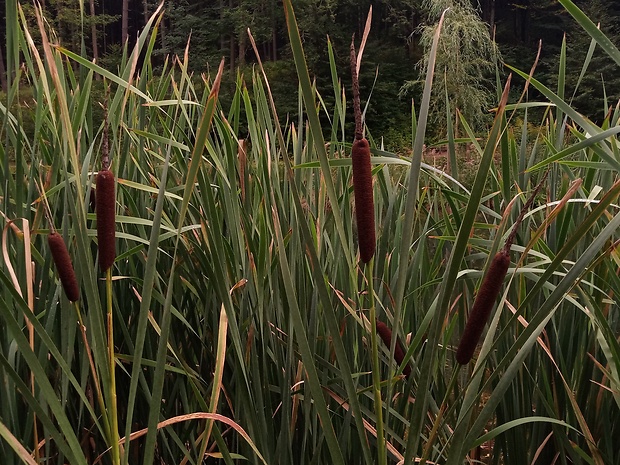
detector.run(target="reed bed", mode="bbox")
[0,1,619,464]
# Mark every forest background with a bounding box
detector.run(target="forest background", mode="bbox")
[2,0,620,150]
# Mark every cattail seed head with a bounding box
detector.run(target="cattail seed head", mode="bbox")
[352,138,375,263]
[350,37,375,264]
[456,250,511,365]
[96,169,116,272]
[48,232,80,302]
[375,318,411,378]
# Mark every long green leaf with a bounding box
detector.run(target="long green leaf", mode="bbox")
[558,0,620,67]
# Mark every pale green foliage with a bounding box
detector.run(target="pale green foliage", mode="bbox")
[402,0,500,132]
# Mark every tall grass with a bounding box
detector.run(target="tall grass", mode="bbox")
[1,1,619,464]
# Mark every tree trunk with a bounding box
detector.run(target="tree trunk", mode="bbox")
[490,4,496,39]
[486,0,496,36]
[159,14,166,53]
[271,1,277,61]
[228,0,235,71]
[238,32,246,67]
[220,0,226,55]
[122,0,129,45]
[229,35,236,71]
[514,0,529,42]
[0,44,7,93]
[89,0,99,74]
[142,0,149,25]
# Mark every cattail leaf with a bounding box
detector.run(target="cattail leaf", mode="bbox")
[558,0,620,67]
[528,125,620,172]
[282,0,354,269]
[472,417,579,449]
[508,65,620,172]
[0,273,92,465]
[0,421,38,465]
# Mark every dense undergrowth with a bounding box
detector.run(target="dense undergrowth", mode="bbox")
[1,1,619,464]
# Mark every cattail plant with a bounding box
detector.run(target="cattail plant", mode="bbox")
[456,171,549,364]
[375,318,411,378]
[351,34,387,465]
[48,231,80,302]
[350,39,375,264]
[97,88,121,465]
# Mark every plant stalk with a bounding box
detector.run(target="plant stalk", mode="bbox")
[106,268,121,465]
[75,302,111,442]
[366,259,386,465]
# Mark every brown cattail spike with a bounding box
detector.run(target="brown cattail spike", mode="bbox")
[456,171,548,365]
[48,232,80,302]
[352,139,376,263]
[455,250,511,365]
[375,318,411,378]
[96,169,116,271]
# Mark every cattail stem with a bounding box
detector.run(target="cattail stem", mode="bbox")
[102,84,110,170]
[420,369,459,465]
[74,302,111,443]
[503,169,549,253]
[106,268,121,465]
[238,139,247,203]
[48,232,80,302]
[350,38,362,139]
[365,259,387,465]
